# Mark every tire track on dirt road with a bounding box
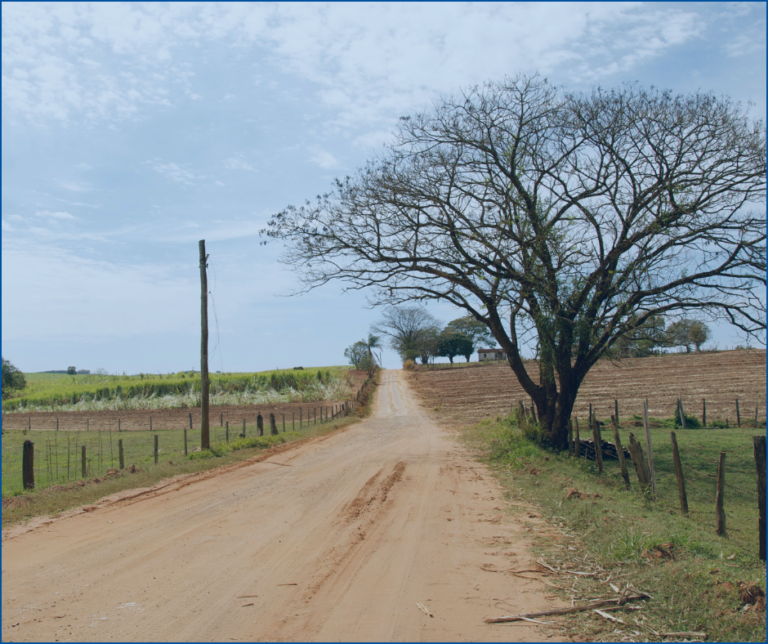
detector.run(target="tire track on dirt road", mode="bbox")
[2,370,559,642]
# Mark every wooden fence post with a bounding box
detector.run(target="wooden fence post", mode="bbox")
[670,431,688,514]
[702,398,706,427]
[530,400,537,424]
[678,398,686,429]
[753,436,766,560]
[591,413,603,474]
[716,452,727,536]
[118,418,121,432]
[574,417,580,458]
[628,433,650,492]
[184,428,188,455]
[736,399,741,427]
[567,418,573,456]
[300,408,303,429]
[615,399,619,426]
[292,411,295,431]
[642,400,657,499]
[28,416,31,431]
[755,405,759,428]
[611,416,630,490]
[118,439,124,469]
[220,412,223,427]
[270,413,278,436]
[150,416,153,432]
[154,435,159,464]
[257,413,264,437]
[189,412,193,430]
[282,414,285,433]
[81,445,87,478]
[225,421,229,443]
[22,440,34,490]
[242,418,246,438]
[56,417,59,431]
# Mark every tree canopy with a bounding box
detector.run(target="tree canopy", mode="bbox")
[264,75,766,449]
[2,358,26,399]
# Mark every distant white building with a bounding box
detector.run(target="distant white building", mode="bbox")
[478,348,507,361]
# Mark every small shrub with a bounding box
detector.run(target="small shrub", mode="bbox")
[402,359,416,371]
[674,413,702,429]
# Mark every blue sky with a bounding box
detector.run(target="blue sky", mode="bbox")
[2,2,766,374]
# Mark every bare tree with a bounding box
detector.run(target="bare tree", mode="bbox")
[263,75,766,449]
[370,306,440,362]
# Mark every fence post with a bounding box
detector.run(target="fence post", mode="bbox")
[670,431,688,514]
[736,399,741,427]
[614,399,619,426]
[642,400,657,499]
[702,398,706,427]
[184,428,188,455]
[574,417,580,458]
[530,400,537,424]
[716,452,727,536]
[81,445,87,478]
[56,417,59,431]
[611,416,630,490]
[591,413,603,474]
[755,405,759,428]
[150,416,153,432]
[22,440,34,490]
[225,421,229,444]
[118,439,125,469]
[567,418,573,456]
[678,398,686,429]
[154,435,159,464]
[257,413,264,437]
[189,412,193,430]
[242,418,246,438]
[282,414,285,433]
[292,411,295,431]
[628,433,650,491]
[270,413,278,436]
[28,416,31,431]
[753,436,766,560]
[87,418,89,432]
[220,412,223,427]
[300,408,303,429]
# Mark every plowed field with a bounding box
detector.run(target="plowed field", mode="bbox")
[408,350,766,427]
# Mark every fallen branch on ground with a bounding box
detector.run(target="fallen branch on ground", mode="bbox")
[485,592,651,624]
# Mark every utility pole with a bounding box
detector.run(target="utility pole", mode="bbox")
[199,240,210,449]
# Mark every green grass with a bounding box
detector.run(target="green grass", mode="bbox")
[3,366,354,412]
[461,416,765,642]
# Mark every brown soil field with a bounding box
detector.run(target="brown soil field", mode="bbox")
[1,372,369,433]
[407,349,766,428]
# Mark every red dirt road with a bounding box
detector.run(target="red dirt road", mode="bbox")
[2,371,557,642]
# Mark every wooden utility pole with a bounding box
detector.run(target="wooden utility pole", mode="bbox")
[199,240,210,450]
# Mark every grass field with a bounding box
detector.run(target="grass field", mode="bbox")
[3,366,354,412]
[460,416,765,641]
[1,413,343,497]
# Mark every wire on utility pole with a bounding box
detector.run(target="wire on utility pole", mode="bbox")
[200,240,210,450]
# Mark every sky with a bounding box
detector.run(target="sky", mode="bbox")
[2,1,766,374]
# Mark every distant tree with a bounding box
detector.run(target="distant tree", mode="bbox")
[688,321,710,351]
[415,327,441,364]
[609,315,666,357]
[665,320,696,353]
[344,341,369,369]
[2,358,26,399]
[358,353,377,378]
[67,366,77,375]
[371,306,441,362]
[437,331,474,365]
[363,333,382,366]
[446,316,494,356]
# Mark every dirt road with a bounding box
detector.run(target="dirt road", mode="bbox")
[2,371,556,642]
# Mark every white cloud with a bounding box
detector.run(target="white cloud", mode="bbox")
[223,156,256,172]
[308,147,340,170]
[55,179,93,192]
[146,159,204,186]
[35,209,78,220]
